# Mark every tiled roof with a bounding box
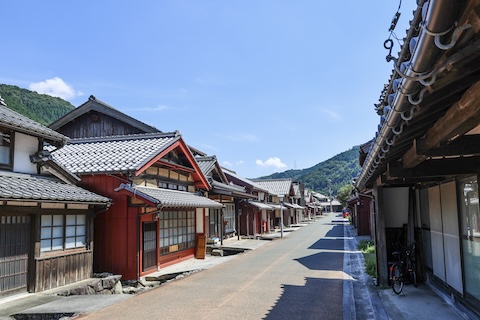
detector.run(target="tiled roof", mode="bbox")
[0,97,68,144]
[196,156,216,176]
[51,132,180,174]
[251,178,293,196]
[222,168,269,193]
[247,201,273,210]
[0,171,110,204]
[116,184,223,209]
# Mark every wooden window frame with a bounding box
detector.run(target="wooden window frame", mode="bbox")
[40,214,87,253]
[0,128,13,170]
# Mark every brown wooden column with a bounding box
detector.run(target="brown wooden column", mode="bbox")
[373,182,389,287]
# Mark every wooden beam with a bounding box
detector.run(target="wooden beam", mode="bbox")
[403,80,480,168]
[416,134,480,157]
[392,157,480,178]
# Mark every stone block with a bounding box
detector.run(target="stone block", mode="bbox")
[211,249,223,256]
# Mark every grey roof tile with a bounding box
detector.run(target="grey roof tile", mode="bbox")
[251,178,293,196]
[0,171,110,204]
[0,98,68,144]
[117,184,223,209]
[51,133,180,175]
[222,168,269,193]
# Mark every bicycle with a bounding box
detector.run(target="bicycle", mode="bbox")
[389,242,417,294]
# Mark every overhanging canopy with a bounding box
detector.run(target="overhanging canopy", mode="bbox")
[115,184,223,209]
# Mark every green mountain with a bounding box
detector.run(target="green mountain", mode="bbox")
[258,146,361,196]
[0,84,75,126]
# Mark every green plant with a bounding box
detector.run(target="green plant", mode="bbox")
[358,240,376,278]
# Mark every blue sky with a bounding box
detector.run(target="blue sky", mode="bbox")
[2,1,416,178]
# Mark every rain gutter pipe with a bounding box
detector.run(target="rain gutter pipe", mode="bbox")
[357,0,462,190]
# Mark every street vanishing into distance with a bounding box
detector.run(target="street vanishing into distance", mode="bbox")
[81,213,378,320]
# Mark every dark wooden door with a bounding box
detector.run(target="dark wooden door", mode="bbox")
[0,215,31,293]
[142,222,157,271]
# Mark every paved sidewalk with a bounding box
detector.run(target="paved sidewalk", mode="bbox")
[346,224,471,320]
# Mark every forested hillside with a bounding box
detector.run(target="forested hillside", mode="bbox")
[258,146,361,196]
[0,84,75,125]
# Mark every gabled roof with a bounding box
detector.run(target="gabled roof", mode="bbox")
[115,184,223,209]
[251,178,294,197]
[0,170,109,204]
[0,96,68,145]
[210,180,256,199]
[52,132,180,175]
[222,168,269,193]
[49,95,159,134]
[51,132,211,189]
[196,156,228,183]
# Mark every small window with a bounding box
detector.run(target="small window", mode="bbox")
[41,214,87,252]
[0,130,12,168]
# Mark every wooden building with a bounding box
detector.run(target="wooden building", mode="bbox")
[0,98,110,295]
[49,95,160,138]
[355,1,480,316]
[222,169,275,236]
[196,156,255,240]
[52,132,223,279]
[251,179,296,228]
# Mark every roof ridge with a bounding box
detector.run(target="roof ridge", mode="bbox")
[70,131,180,144]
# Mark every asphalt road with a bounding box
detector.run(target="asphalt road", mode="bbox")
[82,214,352,320]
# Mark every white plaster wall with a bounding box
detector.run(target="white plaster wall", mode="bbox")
[429,185,446,282]
[384,187,409,228]
[196,208,204,233]
[440,181,463,293]
[13,132,37,174]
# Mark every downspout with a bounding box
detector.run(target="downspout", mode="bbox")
[358,0,463,189]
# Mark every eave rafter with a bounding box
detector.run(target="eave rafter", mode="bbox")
[403,80,480,169]
[389,156,480,181]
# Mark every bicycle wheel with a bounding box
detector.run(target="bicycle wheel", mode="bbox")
[411,262,417,287]
[391,264,404,294]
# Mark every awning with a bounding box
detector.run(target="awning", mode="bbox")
[0,171,110,205]
[269,204,287,211]
[115,184,223,209]
[247,201,274,210]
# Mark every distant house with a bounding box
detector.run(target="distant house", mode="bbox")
[292,182,306,222]
[0,97,110,294]
[251,178,296,227]
[196,156,255,240]
[51,132,222,279]
[355,1,480,316]
[222,168,274,235]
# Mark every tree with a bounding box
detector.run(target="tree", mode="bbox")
[336,184,353,207]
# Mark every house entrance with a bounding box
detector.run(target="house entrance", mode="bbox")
[0,215,31,293]
[142,221,157,271]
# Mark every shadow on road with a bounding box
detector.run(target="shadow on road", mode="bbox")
[263,277,343,320]
[264,224,348,319]
[295,251,343,271]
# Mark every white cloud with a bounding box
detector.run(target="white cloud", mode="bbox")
[29,77,82,101]
[320,108,340,121]
[256,157,287,169]
[222,161,233,167]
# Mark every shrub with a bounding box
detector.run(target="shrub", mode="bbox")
[358,240,376,278]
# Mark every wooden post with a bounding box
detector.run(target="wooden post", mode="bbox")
[374,184,389,287]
